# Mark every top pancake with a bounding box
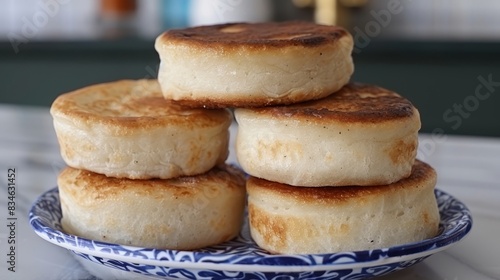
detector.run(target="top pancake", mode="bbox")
[50,79,231,133]
[236,83,418,125]
[156,21,350,51]
[155,21,354,108]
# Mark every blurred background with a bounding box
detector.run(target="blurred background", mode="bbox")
[0,0,499,137]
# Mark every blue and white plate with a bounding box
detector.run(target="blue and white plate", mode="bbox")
[30,187,472,280]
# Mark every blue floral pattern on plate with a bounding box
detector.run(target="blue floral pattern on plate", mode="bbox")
[29,188,472,280]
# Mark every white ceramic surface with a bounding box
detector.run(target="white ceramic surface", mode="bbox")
[0,104,499,279]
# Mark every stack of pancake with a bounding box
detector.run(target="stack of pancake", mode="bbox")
[154,21,439,254]
[50,80,246,250]
[50,21,439,254]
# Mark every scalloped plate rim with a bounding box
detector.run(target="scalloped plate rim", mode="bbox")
[29,187,472,273]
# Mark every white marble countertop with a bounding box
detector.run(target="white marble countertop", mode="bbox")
[0,104,499,280]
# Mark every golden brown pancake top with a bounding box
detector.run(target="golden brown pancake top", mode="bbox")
[247,160,436,204]
[50,80,231,130]
[157,21,350,50]
[245,83,417,123]
[59,165,246,203]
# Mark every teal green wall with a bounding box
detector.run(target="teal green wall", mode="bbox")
[1,40,499,137]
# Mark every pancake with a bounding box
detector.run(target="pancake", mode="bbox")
[235,83,421,187]
[50,79,232,179]
[154,21,354,108]
[247,160,440,254]
[58,165,246,250]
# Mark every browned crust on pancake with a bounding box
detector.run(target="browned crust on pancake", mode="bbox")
[388,139,418,165]
[58,164,246,203]
[157,21,350,51]
[163,89,334,109]
[246,160,436,204]
[50,79,231,129]
[240,83,417,123]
